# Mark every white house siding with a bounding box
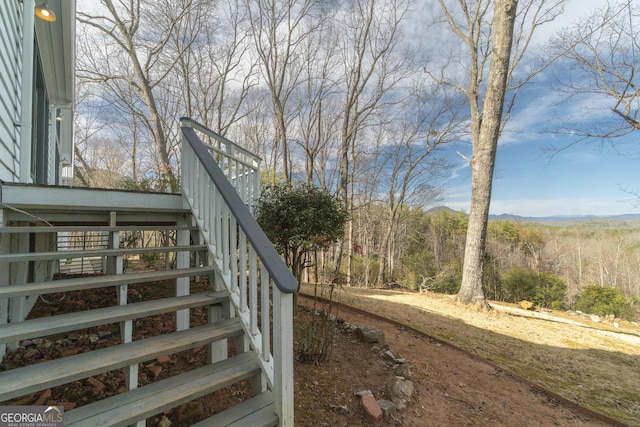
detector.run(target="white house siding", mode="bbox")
[0,2,22,183]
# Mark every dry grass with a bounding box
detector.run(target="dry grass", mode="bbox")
[301,284,640,427]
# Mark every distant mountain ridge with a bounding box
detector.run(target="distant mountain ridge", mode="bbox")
[488,213,640,223]
[426,206,640,223]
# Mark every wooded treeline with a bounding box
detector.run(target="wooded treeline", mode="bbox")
[72,1,639,308]
[349,206,640,302]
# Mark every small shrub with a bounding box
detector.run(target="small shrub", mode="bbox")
[431,262,462,294]
[574,286,636,321]
[295,283,338,363]
[350,255,380,287]
[501,268,566,309]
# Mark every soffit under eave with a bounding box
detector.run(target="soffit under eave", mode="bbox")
[34,0,76,107]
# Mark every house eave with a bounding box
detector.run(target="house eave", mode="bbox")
[34,0,76,109]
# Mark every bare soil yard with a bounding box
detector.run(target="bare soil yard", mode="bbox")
[299,283,640,426]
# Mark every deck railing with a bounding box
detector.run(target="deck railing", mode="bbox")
[180,118,261,214]
[180,118,296,427]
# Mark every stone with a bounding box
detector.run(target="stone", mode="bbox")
[519,300,534,310]
[356,390,373,397]
[377,399,396,422]
[590,314,601,323]
[383,349,398,362]
[158,416,172,427]
[394,363,411,378]
[157,355,172,364]
[59,348,79,357]
[34,389,52,406]
[389,377,414,410]
[67,332,83,341]
[86,377,105,394]
[148,364,163,378]
[355,325,386,346]
[175,402,203,425]
[24,349,39,359]
[360,394,382,423]
[59,401,76,411]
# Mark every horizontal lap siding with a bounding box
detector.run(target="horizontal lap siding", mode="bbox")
[0,2,22,183]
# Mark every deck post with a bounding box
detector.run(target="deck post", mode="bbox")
[176,218,190,331]
[208,267,229,364]
[273,289,294,427]
[109,212,139,406]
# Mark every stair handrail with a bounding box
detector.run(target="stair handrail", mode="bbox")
[181,118,261,213]
[181,118,295,427]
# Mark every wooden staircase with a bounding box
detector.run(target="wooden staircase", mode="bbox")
[0,119,297,426]
[0,195,279,426]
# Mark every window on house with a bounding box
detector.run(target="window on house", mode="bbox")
[31,38,49,184]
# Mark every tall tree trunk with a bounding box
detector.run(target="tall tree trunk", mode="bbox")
[377,225,393,286]
[457,0,517,305]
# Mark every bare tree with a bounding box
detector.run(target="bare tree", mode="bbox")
[435,0,568,305]
[551,1,639,141]
[336,0,412,209]
[245,0,323,181]
[334,0,414,281]
[175,0,259,135]
[292,19,342,187]
[77,0,201,190]
[372,82,464,286]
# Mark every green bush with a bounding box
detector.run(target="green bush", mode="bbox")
[255,182,347,286]
[574,286,636,321]
[501,267,566,309]
[431,262,462,294]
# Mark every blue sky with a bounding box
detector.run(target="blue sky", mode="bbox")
[443,138,638,217]
[426,1,639,218]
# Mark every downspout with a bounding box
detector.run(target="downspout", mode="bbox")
[18,0,35,183]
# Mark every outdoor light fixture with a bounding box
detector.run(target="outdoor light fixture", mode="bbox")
[34,3,56,22]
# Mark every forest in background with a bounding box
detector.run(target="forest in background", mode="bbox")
[344,205,640,317]
[71,1,640,317]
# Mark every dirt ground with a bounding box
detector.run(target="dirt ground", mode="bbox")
[299,283,640,427]
[2,279,637,426]
[296,294,614,427]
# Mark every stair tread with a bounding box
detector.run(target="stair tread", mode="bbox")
[192,391,277,427]
[0,266,216,298]
[0,225,198,233]
[64,352,261,427]
[0,244,207,263]
[0,318,243,401]
[0,292,227,344]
